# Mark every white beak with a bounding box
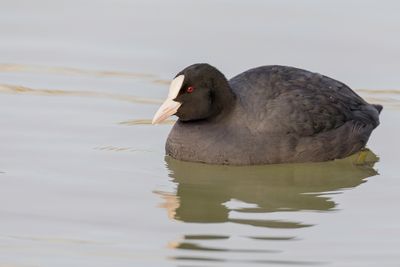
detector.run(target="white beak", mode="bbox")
[152,75,185,124]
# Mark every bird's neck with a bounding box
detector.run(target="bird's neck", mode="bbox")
[210,77,236,121]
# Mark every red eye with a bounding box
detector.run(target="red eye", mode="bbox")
[186,86,195,93]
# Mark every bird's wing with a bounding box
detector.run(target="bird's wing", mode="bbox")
[263,72,374,137]
[230,65,380,137]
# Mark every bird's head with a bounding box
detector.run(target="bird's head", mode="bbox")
[152,63,235,124]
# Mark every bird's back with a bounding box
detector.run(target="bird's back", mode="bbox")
[229,65,380,134]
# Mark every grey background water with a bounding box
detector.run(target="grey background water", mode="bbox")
[0,1,399,266]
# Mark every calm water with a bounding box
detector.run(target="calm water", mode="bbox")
[1,1,400,266]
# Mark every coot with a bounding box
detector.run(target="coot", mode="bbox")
[152,64,382,165]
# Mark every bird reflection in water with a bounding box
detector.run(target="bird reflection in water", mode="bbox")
[155,149,378,265]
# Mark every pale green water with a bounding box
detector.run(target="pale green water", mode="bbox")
[0,1,400,266]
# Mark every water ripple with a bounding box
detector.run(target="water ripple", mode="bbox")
[119,119,175,125]
[0,63,156,79]
[170,256,326,265]
[0,83,162,105]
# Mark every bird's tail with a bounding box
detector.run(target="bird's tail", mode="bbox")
[372,104,383,114]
